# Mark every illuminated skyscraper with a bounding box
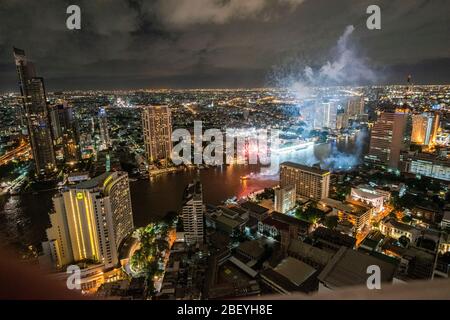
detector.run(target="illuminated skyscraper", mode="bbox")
[411,112,439,146]
[365,110,411,169]
[98,107,111,151]
[181,180,205,245]
[346,96,365,118]
[42,171,134,269]
[280,162,330,200]
[142,105,173,163]
[314,102,337,129]
[13,47,56,177]
[49,101,81,163]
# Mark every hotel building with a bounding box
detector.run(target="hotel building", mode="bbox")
[42,171,134,270]
[280,162,330,200]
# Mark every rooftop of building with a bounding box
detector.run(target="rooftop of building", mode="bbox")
[351,186,386,200]
[319,198,371,217]
[183,180,202,203]
[382,217,416,233]
[318,247,396,289]
[240,201,269,215]
[272,256,317,287]
[280,161,330,176]
[260,217,290,231]
[70,171,122,190]
[288,238,334,267]
[312,227,356,248]
[237,240,265,259]
[271,211,312,229]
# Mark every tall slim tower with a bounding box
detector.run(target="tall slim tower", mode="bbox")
[98,107,111,151]
[42,171,134,269]
[13,48,56,177]
[366,110,411,169]
[142,105,173,164]
[181,180,205,245]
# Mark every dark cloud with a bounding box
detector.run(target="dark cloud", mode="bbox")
[0,0,448,91]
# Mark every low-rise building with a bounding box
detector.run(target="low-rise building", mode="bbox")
[319,198,372,233]
[318,247,397,292]
[287,238,334,269]
[312,227,356,251]
[349,184,390,213]
[205,206,248,236]
[380,218,420,243]
[260,256,318,294]
[240,201,270,221]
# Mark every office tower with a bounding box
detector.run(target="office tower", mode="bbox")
[314,102,337,129]
[280,162,330,200]
[181,180,205,245]
[411,112,439,146]
[42,171,134,269]
[49,101,81,163]
[336,112,349,130]
[274,185,296,213]
[366,110,411,169]
[346,96,365,118]
[142,105,173,163]
[98,107,111,151]
[13,48,56,177]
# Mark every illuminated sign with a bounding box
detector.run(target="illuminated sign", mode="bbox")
[76,192,83,200]
[103,175,113,188]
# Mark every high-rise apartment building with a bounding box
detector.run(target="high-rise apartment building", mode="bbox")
[49,101,81,163]
[346,96,365,118]
[274,185,297,213]
[42,171,134,269]
[13,47,56,177]
[142,105,173,163]
[280,162,330,200]
[98,107,111,151]
[314,102,338,129]
[411,112,439,146]
[181,180,205,245]
[365,110,411,169]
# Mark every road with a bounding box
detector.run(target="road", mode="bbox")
[0,142,31,166]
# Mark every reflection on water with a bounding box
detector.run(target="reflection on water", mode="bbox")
[0,132,367,250]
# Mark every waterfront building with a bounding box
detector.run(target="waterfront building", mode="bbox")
[13,47,56,177]
[142,105,172,164]
[280,162,330,200]
[181,180,205,245]
[41,171,134,270]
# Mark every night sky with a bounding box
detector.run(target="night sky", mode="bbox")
[0,0,449,91]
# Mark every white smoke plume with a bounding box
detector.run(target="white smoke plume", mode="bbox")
[271,25,377,96]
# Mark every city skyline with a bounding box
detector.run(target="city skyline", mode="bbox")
[1,0,450,302]
[0,0,449,92]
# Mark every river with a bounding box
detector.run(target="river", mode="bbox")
[0,132,367,252]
